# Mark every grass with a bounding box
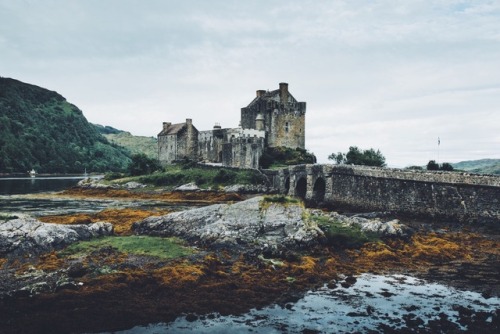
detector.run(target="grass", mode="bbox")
[262,195,299,204]
[260,195,302,211]
[115,164,267,189]
[313,215,380,248]
[60,236,195,259]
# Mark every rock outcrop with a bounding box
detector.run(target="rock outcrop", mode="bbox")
[134,196,322,252]
[0,218,113,256]
[317,211,414,238]
[222,184,275,194]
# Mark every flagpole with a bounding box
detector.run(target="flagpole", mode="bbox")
[437,137,440,165]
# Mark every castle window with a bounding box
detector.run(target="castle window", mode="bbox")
[285,122,289,133]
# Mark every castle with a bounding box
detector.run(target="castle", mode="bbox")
[158,82,306,168]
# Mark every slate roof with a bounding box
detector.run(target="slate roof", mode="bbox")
[246,89,297,108]
[158,122,186,136]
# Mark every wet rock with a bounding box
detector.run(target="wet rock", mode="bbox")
[77,177,112,189]
[0,217,113,256]
[223,184,274,194]
[175,183,200,191]
[326,212,413,238]
[124,181,146,189]
[134,196,322,252]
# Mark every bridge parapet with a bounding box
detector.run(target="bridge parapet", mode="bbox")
[263,164,500,224]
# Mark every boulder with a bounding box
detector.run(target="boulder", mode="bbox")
[134,196,322,251]
[325,212,413,238]
[77,177,113,189]
[124,181,146,189]
[175,183,200,191]
[0,217,113,256]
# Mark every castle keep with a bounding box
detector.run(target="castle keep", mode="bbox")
[158,83,306,168]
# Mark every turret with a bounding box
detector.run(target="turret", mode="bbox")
[255,113,264,131]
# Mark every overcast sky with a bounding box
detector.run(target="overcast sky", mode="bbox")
[1,0,499,166]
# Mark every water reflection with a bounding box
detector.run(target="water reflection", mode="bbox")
[0,195,201,217]
[0,176,89,195]
[118,274,499,333]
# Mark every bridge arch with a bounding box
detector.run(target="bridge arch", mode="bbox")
[312,177,326,203]
[284,177,290,195]
[295,177,307,199]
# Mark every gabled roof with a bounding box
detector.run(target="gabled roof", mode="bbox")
[158,122,186,136]
[246,89,297,108]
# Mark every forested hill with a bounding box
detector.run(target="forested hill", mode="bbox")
[0,77,131,174]
[94,124,157,160]
[452,159,500,175]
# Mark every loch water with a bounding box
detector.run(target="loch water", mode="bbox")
[0,176,194,216]
[0,175,87,195]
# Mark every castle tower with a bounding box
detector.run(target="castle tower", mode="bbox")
[240,82,306,149]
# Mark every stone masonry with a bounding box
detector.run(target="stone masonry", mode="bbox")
[158,83,306,168]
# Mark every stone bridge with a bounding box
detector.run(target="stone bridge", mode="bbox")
[263,164,500,224]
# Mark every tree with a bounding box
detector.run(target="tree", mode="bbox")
[427,160,454,171]
[427,160,440,170]
[327,152,345,165]
[329,146,386,167]
[441,162,454,171]
[128,153,161,176]
[259,147,316,169]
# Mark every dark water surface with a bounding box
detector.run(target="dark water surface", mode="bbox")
[0,175,87,195]
[0,176,204,216]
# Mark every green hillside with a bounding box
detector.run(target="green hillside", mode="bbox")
[452,159,500,175]
[93,125,157,159]
[0,77,131,174]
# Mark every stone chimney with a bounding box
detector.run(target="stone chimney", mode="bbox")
[163,122,171,131]
[186,118,192,125]
[256,90,266,97]
[279,82,288,102]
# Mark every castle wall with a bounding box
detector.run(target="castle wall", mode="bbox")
[158,121,199,165]
[198,130,224,162]
[222,137,265,169]
[158,135,177,165]
[266,165,500,224]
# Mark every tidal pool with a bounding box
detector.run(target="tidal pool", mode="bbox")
[117,274,499,333]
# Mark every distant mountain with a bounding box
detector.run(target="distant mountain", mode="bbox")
[0,77,131,174]
[452,159,500,175]
[93,124,157,159]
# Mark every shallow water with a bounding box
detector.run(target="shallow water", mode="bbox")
[0,194,197,217]
[118,274,499,333]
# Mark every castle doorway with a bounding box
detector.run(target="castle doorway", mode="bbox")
[295,177,307,199]
[284,177,290,195]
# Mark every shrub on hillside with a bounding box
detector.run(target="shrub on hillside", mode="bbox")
[259,147,316,169]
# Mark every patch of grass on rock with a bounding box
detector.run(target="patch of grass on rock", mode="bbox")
[314,216,380,248]
[61,236,194,260]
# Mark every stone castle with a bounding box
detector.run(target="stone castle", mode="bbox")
[158,83,306,168]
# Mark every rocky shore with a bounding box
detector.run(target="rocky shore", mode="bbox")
[0,184,498,333]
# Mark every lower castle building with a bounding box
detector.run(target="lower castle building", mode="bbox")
[158,82,306,169]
